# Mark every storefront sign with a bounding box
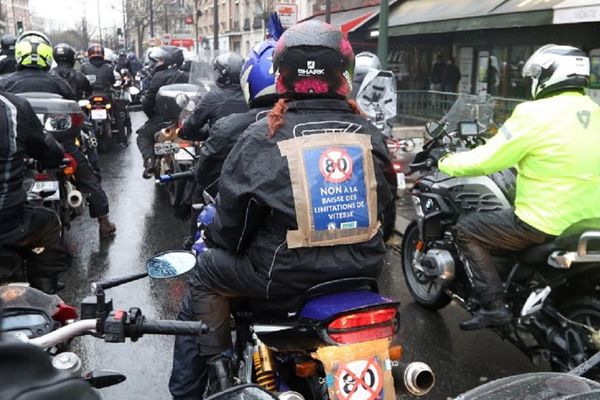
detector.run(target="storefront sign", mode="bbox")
[554,4,600,24]
[273,2,298,28]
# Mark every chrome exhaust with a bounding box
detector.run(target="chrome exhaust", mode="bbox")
[403,361,435,396]
[65,182,83,209]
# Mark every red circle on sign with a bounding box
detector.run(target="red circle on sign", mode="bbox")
[319,147,353,183]
[334,357,384,400]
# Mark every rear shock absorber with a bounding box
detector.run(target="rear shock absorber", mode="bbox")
[253,343,277,391]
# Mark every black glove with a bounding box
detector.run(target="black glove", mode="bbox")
[428,148,450,167]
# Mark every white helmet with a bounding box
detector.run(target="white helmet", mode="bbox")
[355,51,382,71]
[522,44,590,99]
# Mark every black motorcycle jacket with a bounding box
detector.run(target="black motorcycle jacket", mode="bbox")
[142,68,189,118]
[195,107,270,196]
[80,59,115,96]
[0,92,64,231]
[51,64,92,100]
[205,98,397,297]
[0,55,17,75]
[0,69,75,100]
[179,84,248,141]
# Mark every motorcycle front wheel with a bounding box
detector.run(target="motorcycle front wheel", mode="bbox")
[401,221,452,310]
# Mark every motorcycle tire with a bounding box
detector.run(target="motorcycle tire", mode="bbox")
[551,295,600,374]
[401,221,452,310]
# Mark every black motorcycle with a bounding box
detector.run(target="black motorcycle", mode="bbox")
[401,97,600,373]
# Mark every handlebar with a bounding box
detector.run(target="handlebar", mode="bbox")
[137,319,208,336]
[157,170,194,183]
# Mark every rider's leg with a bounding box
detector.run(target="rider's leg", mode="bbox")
[169,249,268,399]
[454,209,551,330]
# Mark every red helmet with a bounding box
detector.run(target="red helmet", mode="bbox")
[87,44,104,60]
[273,20,355,99]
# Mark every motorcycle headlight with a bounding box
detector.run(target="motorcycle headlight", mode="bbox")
[44,114,72,132]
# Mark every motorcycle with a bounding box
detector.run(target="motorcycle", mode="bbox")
[81,93,113,153]
[18,92,87,229]
[401,93,600,372]
[0,251,206,392]
[112,69,134,139]
[153,83,203,206]
[157,175,437,399]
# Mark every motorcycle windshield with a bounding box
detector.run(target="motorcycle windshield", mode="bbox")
[442,93,495,134]
[187,48,229,94]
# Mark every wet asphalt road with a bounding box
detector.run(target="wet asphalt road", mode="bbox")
[60,111,546,400]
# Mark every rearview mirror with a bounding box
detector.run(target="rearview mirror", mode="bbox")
[175,93,190,108]
[425,121,444,139]
[146,251,196,279]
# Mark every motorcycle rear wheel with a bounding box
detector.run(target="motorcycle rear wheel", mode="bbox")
[401,221,452,310]
[551,296,600,375]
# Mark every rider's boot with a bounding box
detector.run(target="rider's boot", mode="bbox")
[98,215,117,238]
[460,299,511,331]
[142,158,155,179]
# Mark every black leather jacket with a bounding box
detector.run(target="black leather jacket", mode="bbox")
[179,84,248,141]
[195,107,270,196]
[141,67,189,118]
[51,64,92,100]
[206,98,397,297]
[0,55,17,75]
[0,92,64,232]
[80,59,115,96]
[0,69,75,100]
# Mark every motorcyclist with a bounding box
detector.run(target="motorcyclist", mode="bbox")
[195,39,279,197]
[0,92,69,293]
[80,44,127,146]
[169,20,397,399]
[0,34,17,75]
[137,46,189,178]
[50,43,92,100]
[438,44,600,331]
[0,32,117,239]
[115,50,130,72]
[178,52,248,142]
[0,32,74,99]
[352,51,381,97]
[127,52,142,75]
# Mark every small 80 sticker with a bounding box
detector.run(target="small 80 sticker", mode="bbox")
[319,147,354,183]
[334,357,384,400]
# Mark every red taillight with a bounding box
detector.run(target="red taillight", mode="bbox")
[329,326,396,344]
[34,172,50,181]
[327,308,397,344]
[393,162,402,173]
[329,308,397,330]
[71,113,84,128]
[62,153,77,176]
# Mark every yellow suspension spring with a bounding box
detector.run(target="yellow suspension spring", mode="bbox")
[253,348,277,391]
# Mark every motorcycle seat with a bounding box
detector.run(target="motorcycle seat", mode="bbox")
[519,240,557,265]
[238,277,379,320]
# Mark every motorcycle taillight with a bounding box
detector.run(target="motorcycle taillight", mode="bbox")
[71,113,84,128]
[327,308,397,344]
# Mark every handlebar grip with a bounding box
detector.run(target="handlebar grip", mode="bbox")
[139,319,208,336]
[158,170,194,183]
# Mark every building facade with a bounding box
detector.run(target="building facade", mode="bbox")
[3,0,31,36]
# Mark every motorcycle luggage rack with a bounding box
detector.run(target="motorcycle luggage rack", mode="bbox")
[548,231,600,269]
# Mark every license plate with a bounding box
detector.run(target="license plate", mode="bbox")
[396,173,406,190]
[91,109,107,120]
[29,181,60,201]
[174,147,195,161]
[154,142,180,155]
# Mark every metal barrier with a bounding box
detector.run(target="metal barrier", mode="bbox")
[395,90,523,127]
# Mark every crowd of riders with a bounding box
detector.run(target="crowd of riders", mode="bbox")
[1,14,600,399]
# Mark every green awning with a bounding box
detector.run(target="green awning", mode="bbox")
[371,0,568,36]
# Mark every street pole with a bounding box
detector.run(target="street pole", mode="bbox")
[164,3,169,35]
[150,0,155,38]
[213,0,218,52]
[122,0,127,49]
[378,0,389,69]
[97,0,103,46]
[325,0,331,23]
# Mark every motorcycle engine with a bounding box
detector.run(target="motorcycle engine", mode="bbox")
[421,249,455,286]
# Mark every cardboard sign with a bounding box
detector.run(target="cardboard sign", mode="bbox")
[278,132,380,249]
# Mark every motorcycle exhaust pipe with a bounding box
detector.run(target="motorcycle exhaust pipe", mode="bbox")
[66,183,84,209]
[403,362,435,396]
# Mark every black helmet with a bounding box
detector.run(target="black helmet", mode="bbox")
[273,20,355,99]
[87,43,105,60]
[162,45,184,68]
[53,43,76,64]
[213,53,244,87]
[1,34,17,54]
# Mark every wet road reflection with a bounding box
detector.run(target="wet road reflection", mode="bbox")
[59,111,545,399]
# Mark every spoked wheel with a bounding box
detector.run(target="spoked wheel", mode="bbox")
[161,156,183,207]
[401,221,452,310]
[551,296,600,376]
